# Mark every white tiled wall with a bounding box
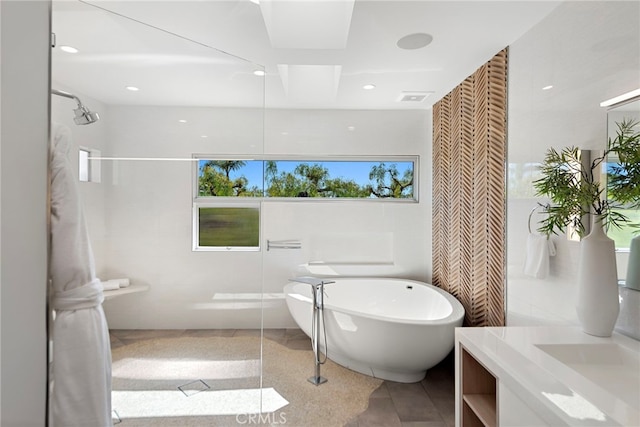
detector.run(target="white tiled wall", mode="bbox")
[507,1,640,331]
[74,106,431,329]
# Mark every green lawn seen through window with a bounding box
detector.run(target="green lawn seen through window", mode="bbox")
[608,208,640,249]
[198,207,259,248]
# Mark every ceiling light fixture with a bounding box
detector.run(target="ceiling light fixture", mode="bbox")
[397,33,433,50]
[253,70,265,76]
[249,0,260,4]
[60,45,79,54]
[125,86,139,91]
[362,84,376,90]
[542,85,553,91]
[178,119,187,123]
[600,88,640,107]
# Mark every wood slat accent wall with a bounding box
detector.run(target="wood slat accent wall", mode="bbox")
[432,48,507,327]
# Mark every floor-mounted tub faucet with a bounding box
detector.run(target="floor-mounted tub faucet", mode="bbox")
[288,276,335,385]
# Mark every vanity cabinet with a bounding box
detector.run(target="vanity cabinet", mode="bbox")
[498,382,546,426]
[460,346,497,427]
[456,326,638,427]
[458,342,546,427]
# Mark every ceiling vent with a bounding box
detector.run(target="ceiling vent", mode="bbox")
[397,91,433,103]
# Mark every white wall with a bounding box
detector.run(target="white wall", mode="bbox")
[97,106,431,329]
[507,1,640,327]
[0,1,50,425]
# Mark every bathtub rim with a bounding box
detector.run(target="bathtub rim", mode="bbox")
[283,277,465,326]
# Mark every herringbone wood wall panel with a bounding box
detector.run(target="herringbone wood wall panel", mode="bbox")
[432,48,507,327]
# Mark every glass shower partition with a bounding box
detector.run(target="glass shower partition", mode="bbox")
[51,1,268,423]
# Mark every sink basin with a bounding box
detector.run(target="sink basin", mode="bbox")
[535,343,640,409]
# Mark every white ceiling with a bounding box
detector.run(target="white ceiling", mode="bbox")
[51,0,561,110]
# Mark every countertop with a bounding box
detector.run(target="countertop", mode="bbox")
[455,326,640,426]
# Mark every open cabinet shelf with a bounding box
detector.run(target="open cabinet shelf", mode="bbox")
[461,347,497,427]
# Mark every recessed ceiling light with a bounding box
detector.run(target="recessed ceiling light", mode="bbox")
[249,0,260,4]
[178,119,187,123]
[397,33,433,50]
[253,70,265,77]
[60,45,79,54]
[201,135,208,138]
[125,86,139,91]
[363,84,376,90]
[542,85,554,91]
[347,126,355,131]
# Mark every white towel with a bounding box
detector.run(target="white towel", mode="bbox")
[101,279,120,291]
[50,122,112,427]
[523,233,556,279]
[114,278,130,288]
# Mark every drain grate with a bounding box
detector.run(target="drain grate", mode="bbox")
[178,379,211,397]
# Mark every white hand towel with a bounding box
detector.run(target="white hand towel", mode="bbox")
[114,278,130,288]
[523,233,556,279]
[101,279,120,291]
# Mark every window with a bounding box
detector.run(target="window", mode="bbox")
[78,147,101,183]
[192,155,418,251]
[606,154,639,249]
[195,157,418,200]
[79,148,90,182]
[193,204,260,251]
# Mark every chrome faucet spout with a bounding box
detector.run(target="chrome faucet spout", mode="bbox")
[288,276,335,288]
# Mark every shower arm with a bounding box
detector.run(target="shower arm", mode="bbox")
[51,88,83,107]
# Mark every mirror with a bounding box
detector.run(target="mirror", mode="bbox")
[606,97,640,249]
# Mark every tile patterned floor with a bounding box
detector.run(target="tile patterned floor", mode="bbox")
[109,329,456,427]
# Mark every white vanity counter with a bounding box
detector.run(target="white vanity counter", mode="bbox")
[455,326,640,426]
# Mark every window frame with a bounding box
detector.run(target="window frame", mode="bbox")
[192,154,419,252]
[78,147,102,183]
[192,201,261,252]
[192,154,420,203]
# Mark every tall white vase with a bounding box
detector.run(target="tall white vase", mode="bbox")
[576,216,620,337]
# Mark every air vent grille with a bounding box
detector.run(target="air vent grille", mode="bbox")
[397,91,433,103]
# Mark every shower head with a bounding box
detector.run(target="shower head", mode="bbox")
[51,89,100,125]
[73,104,100,125]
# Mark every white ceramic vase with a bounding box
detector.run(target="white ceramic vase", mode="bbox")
[576,215,620,337]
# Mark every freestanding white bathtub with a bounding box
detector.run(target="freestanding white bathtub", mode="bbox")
[283,277,465,383]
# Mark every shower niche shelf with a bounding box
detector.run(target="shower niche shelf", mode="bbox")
[103,283,149,301]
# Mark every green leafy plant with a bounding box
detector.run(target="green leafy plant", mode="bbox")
[533,118,640,237]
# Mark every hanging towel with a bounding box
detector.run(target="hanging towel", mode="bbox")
[523,233,556,279]
[49,122,112,427]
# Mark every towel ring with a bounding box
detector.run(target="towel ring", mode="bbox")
[528,204,550,234]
